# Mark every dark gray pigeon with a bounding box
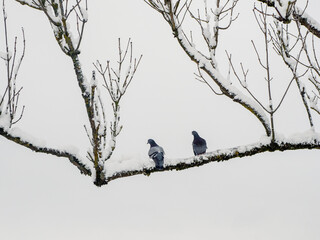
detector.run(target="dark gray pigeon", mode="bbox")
[192,131,207,156]
[147,139,165,170]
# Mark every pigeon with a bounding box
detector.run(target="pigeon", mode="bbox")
[147,139,165,170]
[192,131,207,156]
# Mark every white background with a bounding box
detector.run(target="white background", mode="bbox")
[0,0,319,239]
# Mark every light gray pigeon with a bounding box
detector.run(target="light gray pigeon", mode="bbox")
[147,139,165,170]
[192,131,207,156]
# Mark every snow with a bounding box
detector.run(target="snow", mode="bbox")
[80,6,88,22]
[46,3,61,25]
[203,26,212,45]
[18,0,39,5]
[270,0,320,34]
[283,53,296,70]
[64,145,80,156]
[174,24,271,130]
[296,7,320,33]
[9,127,47,148]
[269,99,273,108]
[283,128,320,144]
[125,65,132,77]
[309,95,320,113]
[274,0,291,19]
[102,128,320,179]
[0,115,88,169]
[104,154,154,178]
[0,113,11,128]
[5,0,320,183]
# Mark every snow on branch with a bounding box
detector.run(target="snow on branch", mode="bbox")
[13,0,145,185]
[7,0,319,187]
[105,132,320,185]
[14,0,41,10]
[0,126,91,175]
[257,0,320,38]
[0,0,90,176]
[145,0,272,136]
[1,0,25,127]
[92,38,143,163]
[260,2,320,121]
[15,0,89,56]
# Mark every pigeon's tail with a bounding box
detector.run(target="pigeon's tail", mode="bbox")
[151,152,164,170]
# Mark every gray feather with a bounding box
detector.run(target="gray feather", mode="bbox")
[192,131,207,156]
[147,139,165,170]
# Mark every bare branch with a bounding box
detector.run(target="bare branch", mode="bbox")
[226,51,269,113]
[15,0,41,10]
[194,65,223,96]
[257,0,320,38]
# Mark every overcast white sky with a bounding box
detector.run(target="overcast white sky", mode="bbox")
[1,0,320,239]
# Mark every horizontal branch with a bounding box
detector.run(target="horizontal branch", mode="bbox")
[144,2,272,136]
[0,126,91,176]
[105,138,320,186]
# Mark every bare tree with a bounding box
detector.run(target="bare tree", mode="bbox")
[0,0,142,186]
[257,0,320,117]
[0,0,25,127]
[130,0,320,176]
[1,0,319,187]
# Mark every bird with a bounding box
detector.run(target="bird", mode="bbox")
[147,139,165,170]
[192,131,207,156]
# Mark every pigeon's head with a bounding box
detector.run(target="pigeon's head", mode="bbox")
[147,139,156,146]
[192,131,199,137]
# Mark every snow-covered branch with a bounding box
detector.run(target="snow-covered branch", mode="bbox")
[0,125,91,175]
[93,38,143,163]
[12,1,143,186]
[14,0,41,10]
[261,1,320,121]
[105,132,320,185]
[0,0,90,176]
[145,0,272,136]
[257,0,320,38]
[4,0,319,187]
[1,0,25,127]
[15,0,89,56]
[14,0,109,185]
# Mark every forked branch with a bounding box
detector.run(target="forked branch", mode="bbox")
[0,0,90,176]
[145,0,272,136]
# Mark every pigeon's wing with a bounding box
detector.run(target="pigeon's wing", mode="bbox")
[148,146,164,158]
[194,144,207,155]
[193,138,207,155]
[159,146,165,155]
[149,146,164,169]
[155,151,164,162]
